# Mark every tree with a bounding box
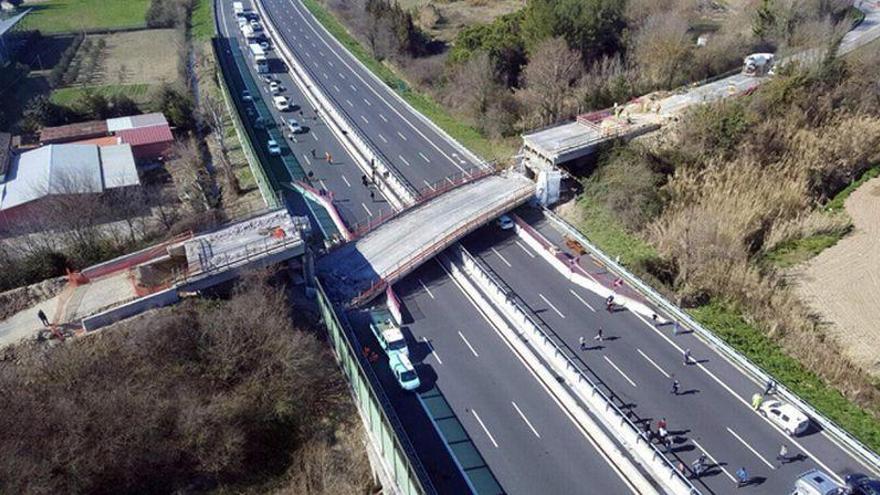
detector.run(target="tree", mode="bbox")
[753,0,777,42]
[21,95,71,133]
[167,137,216,212]
[449,11,527,87]
[200,94,241,196]
[155,84,195,131]
[631,12,693,89]
[516,37,584,127]
[448,51,502,128]
[521,0,626,63]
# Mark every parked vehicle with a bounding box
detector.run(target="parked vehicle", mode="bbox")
[267,139,281,156]
[369,308,408,357]
[286,118,303,134]
[273,95,290,111]
[260,41,271,51]
[389,353,420,391]
[760,399,810,436]
[241,89,252,102]
[790,469,843,495]
[233,1,244,15]
[743,53,775,76]
[269,81,283,93]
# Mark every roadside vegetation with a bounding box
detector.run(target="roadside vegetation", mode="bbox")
[563,44,880,450]
[0,275,372,494]
[310,0,854,159]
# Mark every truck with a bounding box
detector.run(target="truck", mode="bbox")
[232,1,244,16]
[369,308,409,357]
[241,23,257,42]
[742,53,775,77]
[249,43,268,73]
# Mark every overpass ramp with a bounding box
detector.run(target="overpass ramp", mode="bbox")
[318,172,535,305]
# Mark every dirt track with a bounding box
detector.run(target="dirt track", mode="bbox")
[795,177,880,377]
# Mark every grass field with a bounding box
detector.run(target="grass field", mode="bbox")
[191,0,215,40]
[51,83,150,105]
[19,0,150,33]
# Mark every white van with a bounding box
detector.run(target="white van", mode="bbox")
[760,400,810,436]
[369,308,408,357]
[389,353,420,391]
[791,469,843,495]
[273,95,290,111]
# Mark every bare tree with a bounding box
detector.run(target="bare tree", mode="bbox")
[632,12,693,89]
[448,51,502,128]
[167,137,216,212]
[516,37,584,128]
[200,93,241,197]
[364,15,396,61]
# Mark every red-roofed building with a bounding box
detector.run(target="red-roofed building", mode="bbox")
[37,113,174,163]
[116,124,174,161]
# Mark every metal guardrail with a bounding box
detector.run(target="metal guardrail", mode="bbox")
[542,208,880,475]
[314,279,436,495]
[454,244,699,495]
[256,0,421,205]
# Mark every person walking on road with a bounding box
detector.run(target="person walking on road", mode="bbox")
[776,444,789,465]
[671,379,680,395]
[673,321,681,335]
[683,348,693,365]
[579,336,586,351]
[657,417,667,431]
[369,190,375,201]
[752,392,764,410]
[763,379,776,396]
[736,467,749,488]
[37,309,50,327]
[594,328,604,342]
[692,454,707,478]
[310,148,316,158]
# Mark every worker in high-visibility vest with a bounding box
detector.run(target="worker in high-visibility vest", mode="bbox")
[752,392,763,410]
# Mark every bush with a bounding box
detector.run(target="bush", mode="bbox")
[48,33,85,88]
[0,276,371,493]
[154,84,195,131]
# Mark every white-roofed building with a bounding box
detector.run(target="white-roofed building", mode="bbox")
[0,143,141,231]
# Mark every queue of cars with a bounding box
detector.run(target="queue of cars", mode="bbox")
[370,308,420,391]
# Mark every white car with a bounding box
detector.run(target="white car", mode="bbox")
[241,89,252,102]
[272,95,290,111]
[250,20,262,32]
[269,81,283,93]
[259,41,271,50]
[267,139,281,156]
[497,214,514,230]
[760,400,810,436]
[285,118,302,134]
[259,74,273,84]
[389,353,420,391]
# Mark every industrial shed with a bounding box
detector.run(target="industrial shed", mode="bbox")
[0,143,140,231]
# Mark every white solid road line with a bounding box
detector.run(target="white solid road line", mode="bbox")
[458,331,480,358]
[379,113,388,122]
[515,240,536,258]
[568,288,596,312]
[692,439,737,483]
[397,131,408,141]
[341,174,351,187]
[491,247,512,268]
[636,348,670,379]
[361,202,373,217]
[399,155,411,167]
[603,355,637,388]
[511,401,541,439]
[421,337,443,365]
[418,278,434,299]
[538,293,566,319]
[360,115,369,124]
[631,311,845,483]
[471,409,499,448]
[378,134,388,143]
[727,427,775,470]
[418,151,431,163]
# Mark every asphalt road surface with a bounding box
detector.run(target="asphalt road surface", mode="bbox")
[461,208,880,495]
[217,0,391,228]
[350,259,640,494]
[259,0,486,194]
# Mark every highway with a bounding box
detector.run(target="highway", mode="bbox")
[259,0,487,194]
[216,0,880,493]
[216,0,391,227]
[461,210,880,494]
[351,260,640,494]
